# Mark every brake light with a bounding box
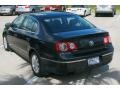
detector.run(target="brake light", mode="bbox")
[103,36,111,44]
[55,42,78,52]
[25,5,30,8]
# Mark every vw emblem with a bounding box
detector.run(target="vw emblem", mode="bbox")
[89,41,94,47]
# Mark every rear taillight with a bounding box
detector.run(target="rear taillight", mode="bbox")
[103,36,111,44]
[55,42,78,52]
[25,5,30,8]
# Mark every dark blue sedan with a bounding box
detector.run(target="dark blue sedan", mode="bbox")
[2,12,114,76]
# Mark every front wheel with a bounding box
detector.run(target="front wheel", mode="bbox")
[3,36,10,51]
[84,11,86,17]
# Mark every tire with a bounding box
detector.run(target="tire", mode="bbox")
[12,11,16,16]
[111,12,114,17]
[30,52,45,77]
[17,13,20,16]
[89,10,91,15]
[0,14,3,16]
[32,9,35,13]
[95,13,98,17]
[3,36,10,51]
[84,11,86,17]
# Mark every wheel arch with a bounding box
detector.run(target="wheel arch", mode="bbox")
[29,48,36,57]
[29,48,40,62]
[12,9,15,12]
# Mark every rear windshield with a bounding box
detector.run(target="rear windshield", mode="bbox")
[41,15,96,33]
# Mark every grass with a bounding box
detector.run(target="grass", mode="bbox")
[116,5,120,14]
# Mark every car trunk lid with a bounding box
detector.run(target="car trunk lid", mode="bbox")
[53,28,109,55]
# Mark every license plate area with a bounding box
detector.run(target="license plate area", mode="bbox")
[88,57,100,65]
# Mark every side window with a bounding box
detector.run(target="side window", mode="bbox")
[13,15,25,28]
[21,16,38,32]
[32,22,38,32]
[22,17,34,31]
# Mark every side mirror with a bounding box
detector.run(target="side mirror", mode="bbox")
[5,23,12,29]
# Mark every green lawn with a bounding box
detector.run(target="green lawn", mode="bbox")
[116,5,120,14]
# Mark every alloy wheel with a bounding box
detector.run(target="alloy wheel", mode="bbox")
[31,54,40,74]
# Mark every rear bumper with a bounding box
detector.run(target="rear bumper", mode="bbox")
[95,10,113,14]
[40,51,113,75]
[0,11,12,15]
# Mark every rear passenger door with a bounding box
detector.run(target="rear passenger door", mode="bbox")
[16,16,39,59]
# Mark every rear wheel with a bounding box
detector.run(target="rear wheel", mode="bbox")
[12,11,16,16]
[111,12,114,17]
[3,36,10,51]
[84,11,86,17]
[30,52,45,77]
[95,13,98,17]
[0,14,3,16]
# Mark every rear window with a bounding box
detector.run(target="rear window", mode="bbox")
[42,15,96,33]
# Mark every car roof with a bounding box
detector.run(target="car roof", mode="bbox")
[23,11,76,19]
